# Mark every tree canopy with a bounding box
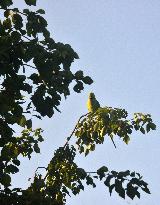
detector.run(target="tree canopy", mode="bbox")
[0,0,156,205]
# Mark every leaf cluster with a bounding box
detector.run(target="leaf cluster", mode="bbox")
[74,107,156,155]
[0,145,151,205]
[0,128,43,187]
[97,167,150,199]
[0,0,93,194]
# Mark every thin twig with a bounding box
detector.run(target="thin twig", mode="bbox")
[86,171,97,174]
[110,137,117,148]
[35,166,47,173]
[22,35,31,41]
[22,63,36,69]
[64,112,89,148]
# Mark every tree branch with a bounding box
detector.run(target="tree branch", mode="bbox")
[110,136,117,148]
[0,8,27,16]
[22,63,36,69]
[35,166,47,173]
[64,112,89,148]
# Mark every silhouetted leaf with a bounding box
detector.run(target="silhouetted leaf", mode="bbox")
[1,173,11,187]
[115,179,125,199]
[36,9,45,14]
[24,0,36,6]
[149,122,156,130]
[33,143,40,153]
[141,186,151,194]
[97,166,108,180]
[12,159,20,166]
[6,164,19,174]
[140,127,145,134]
[104,175,114,187]
[82,76,93,85]
[109,184,115,196]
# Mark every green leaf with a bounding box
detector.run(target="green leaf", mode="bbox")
[123,135,130,145]
[130,172,135,177]
[90,144,95,151]
[85,149,89,156]
[23,48,34,62]
[26,119,32,129]
[115,179,125,199]
[38,135,44,142]
[140,127,145,134]
[23,83,32,93]
[149,122,156,130]
[146,123,151,133]
[111,171,117,176]
[6,164,19,174]
[73,81,84,93]
[118,170,130,177]
[23,9,29,14]
[18,115,26,127]
[36,9,45,14]
[11,31,21,42]
[12,13,23,29]
[12,8,19,12]
[97,166,108,175]
[34,143,40,153]
[77,168,87,179]
[3,18,12,29]
[100,126,107,137]
[86,175,95,187]
[97,167,107,180]
[1,173,11,187]
[126,183,137,200]
[29,73,41,84]
[82,76,93,85]
[104,175,114,187]
[0,0,13,8]
[43,28,50,38]
[134,124,140,130]
[136,191,140,199]
[24,0,36,6]
[93,122,99,131]
[12,159,20,166]
[4,10,10,17]
[62,186,70,196]
[141,186,151,194]
[109,184,115,196]
[75,70,83,80]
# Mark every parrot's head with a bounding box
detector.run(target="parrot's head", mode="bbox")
[89,92,95,99]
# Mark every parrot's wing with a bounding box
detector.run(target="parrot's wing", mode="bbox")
[94,99,100,111]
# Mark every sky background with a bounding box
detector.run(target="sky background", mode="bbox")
[11,1,160,205]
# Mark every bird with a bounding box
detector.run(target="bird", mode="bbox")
[87,92,100,113]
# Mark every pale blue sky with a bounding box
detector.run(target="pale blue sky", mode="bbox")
[11,1,160,205]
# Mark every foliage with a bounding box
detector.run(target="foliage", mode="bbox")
[74,108,156,155]
[0,0,156,205]
[0,0,92,191]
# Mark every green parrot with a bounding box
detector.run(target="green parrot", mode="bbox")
[87,92,100,113]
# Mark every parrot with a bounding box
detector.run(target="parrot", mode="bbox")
[87,92,116,148]
[87,92,100,113]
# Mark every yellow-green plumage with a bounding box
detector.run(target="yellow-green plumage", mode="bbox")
[87,92,100,112]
